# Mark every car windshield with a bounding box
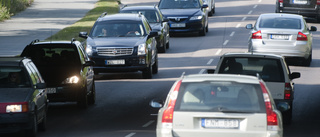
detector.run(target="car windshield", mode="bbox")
[259,17,301,29]
[0,67,31,88]
[175,81,266,113]
[91,21,145,37]
[218,57,285,82]
[159,0,201,9]
[121,10,160,23]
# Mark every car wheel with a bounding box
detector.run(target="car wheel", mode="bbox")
[158,39,166,53]
[26,113,37,137]
[142,65,152,79]
[208,9,213,16]
[212,7,215,14]
[38,109,47,131]
[77,88,88,108]
[303,54,312,66]
[206,24,209,32]
[88,82,96,105]
[199,26,206,36]
[166,35,170,49]
[282,107,292,125]
[152,55,158,74]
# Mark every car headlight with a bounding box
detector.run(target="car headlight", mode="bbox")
[62,76,79,84]
[138,44,147,55]
[190,16,203,20]
[86,44,93,56]
[6,102,28,113]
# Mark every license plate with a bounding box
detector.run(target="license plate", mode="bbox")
[105,60,125,65]
[201,118,239,129]
[270,34,289,40]
[170,23,186,28]
[292,0,307,4]
[47,88,56,94]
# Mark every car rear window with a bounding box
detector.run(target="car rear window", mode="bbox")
[159,0,201,9]
[0,67,31,88]
[259,17,301,29]
[121,10,160,23]
[174,81,266,113]
[218,57,285,82]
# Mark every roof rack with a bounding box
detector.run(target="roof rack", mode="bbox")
[71,38,76,44]
[29,39,40,45]
[138,12,143,17]
[99,12,108,18]
[121,4,127,9]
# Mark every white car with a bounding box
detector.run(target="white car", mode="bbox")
[246,13,317,66]
[202,0,215,16]
[151,74,287,137]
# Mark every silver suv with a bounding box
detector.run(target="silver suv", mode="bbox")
[151,74,287,137]
[210,52,300,124]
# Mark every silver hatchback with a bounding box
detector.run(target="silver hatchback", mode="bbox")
[246,13,317,66]
[151,74,287,137]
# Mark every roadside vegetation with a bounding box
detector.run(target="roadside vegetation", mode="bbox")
[46,0,119,41]
[0,0,33,21]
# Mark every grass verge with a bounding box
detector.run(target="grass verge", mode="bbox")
[46,0,119,41]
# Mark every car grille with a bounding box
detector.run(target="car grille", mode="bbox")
[168,17,188,22]
[97,47,133,56]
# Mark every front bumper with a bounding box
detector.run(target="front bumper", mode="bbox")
[168,20,204,33]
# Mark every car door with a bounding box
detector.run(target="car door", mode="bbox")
[143,18,157,65]
[77,44,94,93]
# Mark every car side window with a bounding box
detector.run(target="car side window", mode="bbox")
[27,62,43,84]
[143,18,151,34]
[77,46,86,64]
[25,64,37,85]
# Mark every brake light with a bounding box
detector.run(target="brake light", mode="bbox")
[0,102,28,113]
[260,81,279,130]
[162,80,182,127]
[317,0,320,5]
[279,0,283,3]
[252,30,262,39]
[297,32,307,41]
[284,83,292,99]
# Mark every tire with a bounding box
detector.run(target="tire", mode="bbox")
[199,26,206,36]
[77,88,88,108]
[152,55,158,74]
[88,82,96,105]
[158,40,166,53]
[38,110,47,131]
[206,24,209,32]
[282,107,292,125]
[208,10,213,16]
[212,7,215,14]
[26,113,37,137]
[142,65,152,79]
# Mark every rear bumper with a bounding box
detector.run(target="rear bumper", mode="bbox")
[278,7,320,18]
[47,85,83,102]
[0,113,33,133]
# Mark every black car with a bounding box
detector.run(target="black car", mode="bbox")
[20,39,95,108]
[120,5,170,53]
[79,13,159,79]
[158,0,209,36]
[0,57,47,136]
[276,0,320,21]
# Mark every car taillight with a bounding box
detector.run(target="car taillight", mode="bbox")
[297,32,307,41]
[279,0,283,3]
[162,80,182,128]
[260,81,279,131]
[284,83,292,100]
[252,30,262,39]
[317,0,320,5]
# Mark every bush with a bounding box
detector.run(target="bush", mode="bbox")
[0,0,33,21]
[0,4,10,21]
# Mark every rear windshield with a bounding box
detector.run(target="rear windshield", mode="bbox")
[159,0,201,9]
[0,67,31,88]
[259,17,301,29]
[121,10,160,23]
[175,81,266,113]
[218,57,285,82]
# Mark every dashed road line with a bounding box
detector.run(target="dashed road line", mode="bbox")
[125,133,136,137]
[223,40,229,46]
[253,5,258,8]
[236,23,241,28]
[248,10,253,15]
[258,0,262,2]
[199,69,206,74]
[142,120,155,128]
[207,59,214,65]
[230,31,235,37]
[242,17,247,21]
[215,49,222,55]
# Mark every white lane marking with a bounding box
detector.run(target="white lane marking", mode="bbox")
[242,17,247,21]
[142,120,155,128]
[248,10,253,15]
[258,0,262,2]
[125,133,136,137]
[253,5,258,8]
[230,31,235,37]
[181,72,185,77]
[236,23,241,28]
[223,40,229,46]
[215,49,222,55]
[199,69,206,74]
[207,59,214,65]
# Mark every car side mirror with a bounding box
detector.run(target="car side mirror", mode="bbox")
[246,24,253,29]
[202,4,208,9]
[79,32,88,39]
[84,60,95,67]
[276,102,290,112]
[290,72,300,80]
[148,31,158,39]
[310,26,317,31]
[207,69,215,74]
[150,99,164,108]
[36,83,46,89]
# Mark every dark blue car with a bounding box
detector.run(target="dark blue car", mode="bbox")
[158,0,209,36]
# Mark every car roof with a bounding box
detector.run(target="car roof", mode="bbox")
[181,74,261,84]
[221,52,284,59]
[121,6,156,11]
[259,13,303,19]
[0,57,30,67]
[97,13,144,22]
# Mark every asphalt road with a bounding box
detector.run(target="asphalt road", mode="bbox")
[2,0,320,137]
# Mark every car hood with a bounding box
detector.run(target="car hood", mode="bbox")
[160,9,202,17]
[87,37,145,47]
[150,23,161,31]
[0,88,32,102]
